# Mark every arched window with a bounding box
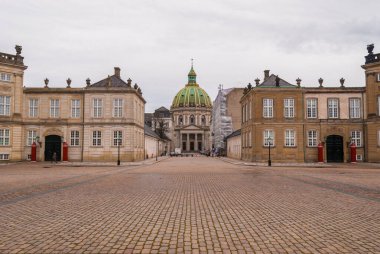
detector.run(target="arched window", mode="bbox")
[179,115,183,125]
[190,115,195,125]
[201,115,206,125]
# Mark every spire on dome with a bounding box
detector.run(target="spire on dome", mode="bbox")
[187,58,197,85]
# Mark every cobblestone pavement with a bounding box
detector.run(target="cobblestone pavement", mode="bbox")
[0,158,379,253]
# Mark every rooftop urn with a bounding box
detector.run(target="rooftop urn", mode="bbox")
[86,78,91,86]
[15,45,22,55]
[66,78,71,88]
[247,83,252,90]
[254,78,260,86]
[127,78,132,87]
[318,78,323,88]
[296,78,301,87]
[134,83,138,89]
[367,44,374,55]
[44,78,49,88]
[340,77,345,88]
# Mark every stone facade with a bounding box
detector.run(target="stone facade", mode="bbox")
[0,46,145,162]
[240,45,380,163]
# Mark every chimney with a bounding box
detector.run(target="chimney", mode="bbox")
[264,70,270,81]
[114,67,121,78]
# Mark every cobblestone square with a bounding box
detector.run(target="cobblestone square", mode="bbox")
[0,157,379,253]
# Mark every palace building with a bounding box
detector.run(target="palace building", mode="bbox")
[238,45,380,163]
[170,65,212,152]
[0,46,145,162]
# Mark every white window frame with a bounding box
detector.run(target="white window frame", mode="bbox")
[0,95,11,116]
[306,98,317,118]
[263,99,273,118]
[70,130,80,146]
[0,129,10,146]
[349,98,361,119]
[0,73,11,82]
[93,98,103,118]
[50,99,60,118]
[29,99,39,117]
[92,131,102,146]
[351,130,362,147]
[284,98,295,118]
[285,129,296,147]
[113,130,123,146]
[71,99,80,118]
[0,154,10,160]
[27,130,37,146]
[307,130,318,147]
[263,130,274,147]
[113,98,123,118]
[327,98,339,119]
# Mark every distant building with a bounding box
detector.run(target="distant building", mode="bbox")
[170,65,212,152]
[225,129,241,160]
[240,44,380,162]
[212,87,244,150]
[0,46,145,162]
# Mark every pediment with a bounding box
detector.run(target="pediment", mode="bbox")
[180,125,203,131]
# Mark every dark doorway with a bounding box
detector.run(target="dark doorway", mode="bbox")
[326,135,343,162]
[190,142,194,151]
[198,142,202,151]
[45,135,61,161]
[182,142,186,151]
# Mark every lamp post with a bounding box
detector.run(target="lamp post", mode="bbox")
[117,139,121,166]
[267,136,272,167]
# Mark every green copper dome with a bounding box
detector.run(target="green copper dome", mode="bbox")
[171,66,212,108]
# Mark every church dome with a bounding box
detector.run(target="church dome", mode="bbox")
[171,65,212,109]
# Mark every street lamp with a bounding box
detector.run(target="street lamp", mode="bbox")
[117,138,121,166]
[267,136,272,167]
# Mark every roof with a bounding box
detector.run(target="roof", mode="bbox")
[155,106,169,112]
[225,129,241,141]
[89,75,131,88]
[144,125,160,139]
[258,74,296,88]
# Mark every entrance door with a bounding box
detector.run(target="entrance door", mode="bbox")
[45,135,61,161]
[190,142,194,151]
[198,142,202,151]
[326,135,343,162]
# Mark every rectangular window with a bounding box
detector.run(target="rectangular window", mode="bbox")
[113,99,123,118]
[378,96,380,116]
[328,98,339,118]
[249,131,252,147]
[0,95,11,116]
[93,98,102,118]
[306,98,317,118]
[29,99,39,117]
[92,131,102,146]
[284,98,295,118]
[349,98,361,119]
[50,99,59,118]
[263,99,273,118]
[263,130,274,146]
[307,130,317,147]
[242,105,245,123]
[351,130,362,147]
[0,73,11,82]
[27,130,37,146]
[378,130,380,146]
[71,99,80,118]
[113,130,122,146]
[70,130,80,146]
[0,129,10,146]
[0,154,9,160]
[285,129,296,147]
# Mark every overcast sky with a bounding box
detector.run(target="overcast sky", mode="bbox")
[1,0,379,111]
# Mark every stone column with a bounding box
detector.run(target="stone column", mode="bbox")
[195,134,198,151]
[186,133,190,151]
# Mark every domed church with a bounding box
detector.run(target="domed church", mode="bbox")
[170,65,212,152]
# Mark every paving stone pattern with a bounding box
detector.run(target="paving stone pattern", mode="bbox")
[0,158,379,253]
